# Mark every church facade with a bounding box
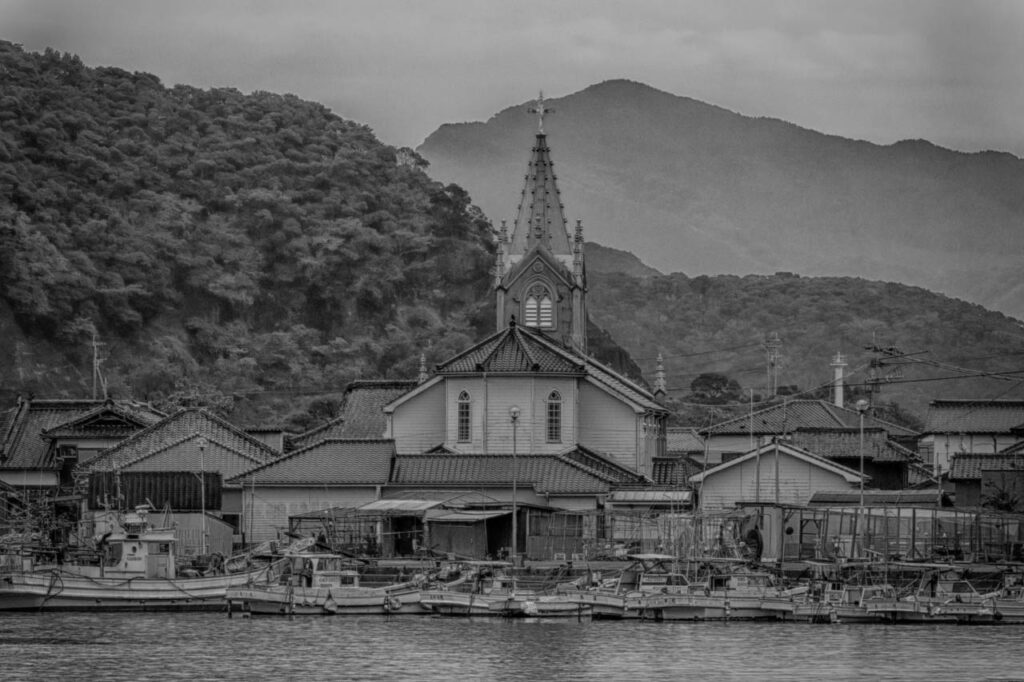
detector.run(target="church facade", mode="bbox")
[384,99,668,499]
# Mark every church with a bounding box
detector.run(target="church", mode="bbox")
[381,96,670,510]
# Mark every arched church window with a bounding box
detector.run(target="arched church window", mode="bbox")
[457,391,471,442]
[524,283,554,329]
[546,390,562,443]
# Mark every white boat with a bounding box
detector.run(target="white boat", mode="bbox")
[863,568,997,624]
[640,566,797,621]
[419,562,518,616]
[0,506,270,611]
[794,582,897,623]
[226,554,430,616]
[559,554,689,620]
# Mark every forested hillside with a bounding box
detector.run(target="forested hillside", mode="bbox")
[0,42,498,427]
[585,264,1024,422]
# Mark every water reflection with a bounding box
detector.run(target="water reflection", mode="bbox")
[1,613,1022,681]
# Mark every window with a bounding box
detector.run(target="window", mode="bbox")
[457,391,471,442]
[524,283,554,329]
[546,390,562,443]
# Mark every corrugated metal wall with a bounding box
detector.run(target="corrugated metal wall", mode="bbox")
[88,471,222,511]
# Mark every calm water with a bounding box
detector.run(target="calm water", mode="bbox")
[1,613,1023,681]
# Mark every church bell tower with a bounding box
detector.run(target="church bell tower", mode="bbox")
[494,92,587,353]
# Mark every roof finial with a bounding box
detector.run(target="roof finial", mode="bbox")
[528,91,554,134]
[418,353,429,384]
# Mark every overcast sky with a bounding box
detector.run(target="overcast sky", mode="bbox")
[3,1,1023,155]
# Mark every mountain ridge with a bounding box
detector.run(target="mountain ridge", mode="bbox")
[419,79,1024,320]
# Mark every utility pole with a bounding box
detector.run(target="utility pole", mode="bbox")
[763,332,782,397]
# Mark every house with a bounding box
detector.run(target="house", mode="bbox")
[0,397,164,492]
[286,380,418,451]
[948,450,1024,508]
[698,399,919,466]
[689,440,866,513]
[919,399,1024,473]
[226,438,394,543]
[790,427,918,489]
[81,408,281,553]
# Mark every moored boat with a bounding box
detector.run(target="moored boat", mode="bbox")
[0,506,270,611]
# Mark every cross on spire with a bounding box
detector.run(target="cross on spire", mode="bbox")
[528,91,554,134]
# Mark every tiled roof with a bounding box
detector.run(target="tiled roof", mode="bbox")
[562,445,649,485]
[84,408,279,472]
[437,323,585,375]
[948,453,1024,481]
[229,439,394,486]
[925,400,1024,435]
[792,428,916,463]
[667,427,704,454]
[41,400,164,438]
[691,442,865,485]
[651,455,702,487]
[0,399,164,470]
[288,381,417,450]
[702,400,918,438]
[391,451,624,495]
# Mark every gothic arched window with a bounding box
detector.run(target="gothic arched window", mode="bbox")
[524,283,554,329]
[546,390,562,443]
[457,391,471,442]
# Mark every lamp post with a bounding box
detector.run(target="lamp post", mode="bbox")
[855,400,870,508]
[509,405,520,569]
[196,436,208,556]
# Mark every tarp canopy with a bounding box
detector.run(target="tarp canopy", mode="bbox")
[429,509,509,524]
[609,490,692,504]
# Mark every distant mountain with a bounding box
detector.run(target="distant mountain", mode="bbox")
[418,80,1024,321]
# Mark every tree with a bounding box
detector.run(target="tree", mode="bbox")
[689,372,742,404]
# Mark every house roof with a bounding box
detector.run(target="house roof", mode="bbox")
[229,439,394,486]
[436,321,585,375]
[289,381,417,450]
[792,428,917,463]
[41,400,165,438]
[667,427,704,454]
[651,455,702,487]
[0,399,165,470]
[1000,440,1024,455]
[925,400,1024,435]
[948,453,1024,481]
[83,408,279,473]
[701,399,919,438]
[390,450,634,495]
[689,442,866,485]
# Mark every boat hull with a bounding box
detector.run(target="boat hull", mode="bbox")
[0,567,269,611]
[227,584,425,616]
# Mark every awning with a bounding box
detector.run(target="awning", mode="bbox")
[357,499,445,513]
[429,509,509,523]
[608,490,692,504]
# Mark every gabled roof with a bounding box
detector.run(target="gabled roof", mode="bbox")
[701,399,919,438]
[948,453,1024,481]
[41,399,164,439]
[689,442,866,485]
[925,400,1024,435]
[667,427,704,454]
[792,428,917,463]
[0,399,165,470]
[229,439,394,486]
[436,321,585,375]
[289,381,416,450]
[84,408,279,472]
[1000,440,1024,455]
[391,450,635,495]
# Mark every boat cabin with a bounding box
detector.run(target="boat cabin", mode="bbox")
[99,506,177,580]
[276,554,362,588]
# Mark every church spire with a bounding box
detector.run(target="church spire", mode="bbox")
[495,91,587,354]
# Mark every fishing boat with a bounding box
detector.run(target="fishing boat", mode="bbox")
[226,552,432,616]
[794,581,898,623]
[419,561,521,616]
[639,563,798,621]
[0,505,270,611]
[559,554,690,619]
[863,566,997,624]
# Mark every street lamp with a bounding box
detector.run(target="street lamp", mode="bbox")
[509,405,520,569]
[855,400,870,508]
[196,436,208,556]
